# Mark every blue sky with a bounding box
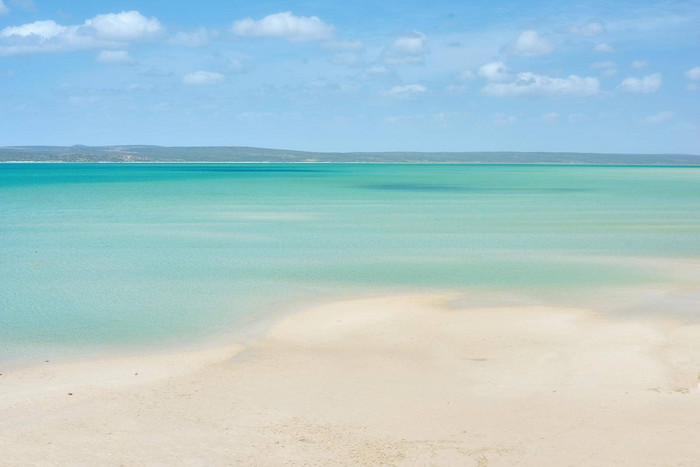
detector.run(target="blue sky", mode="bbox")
[0,0,698,153]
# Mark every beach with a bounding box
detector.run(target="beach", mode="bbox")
[2,293,699,465]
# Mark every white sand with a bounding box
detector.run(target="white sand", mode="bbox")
[2,294,700,465]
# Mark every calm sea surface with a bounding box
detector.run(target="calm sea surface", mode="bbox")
[2,163,700,364]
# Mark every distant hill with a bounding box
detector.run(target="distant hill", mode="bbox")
[1,145,699,165]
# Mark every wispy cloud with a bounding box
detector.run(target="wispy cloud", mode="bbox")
[0,1,9,16]
[381,84,426,99]
[593,43,614,53]
[644,111,674,123]
[685,66,700,91]
[482,72,600,97]
[567,21,605,37]
[631,60,648,69]
[685,66,700,81]
[96,49,132,65]
[231,12,333,41]
[169,28,216,47]
[183,71,225,86]
[618,73,661,93]
[591,60,617,77]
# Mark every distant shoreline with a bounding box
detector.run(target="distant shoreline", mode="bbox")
[1,145,699,165]
[4,161,700,166]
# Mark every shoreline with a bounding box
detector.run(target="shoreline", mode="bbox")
[2,292,699,465]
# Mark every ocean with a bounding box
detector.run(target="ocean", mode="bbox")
[2,163,699,365]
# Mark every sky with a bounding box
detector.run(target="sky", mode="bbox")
[0,0,698,153]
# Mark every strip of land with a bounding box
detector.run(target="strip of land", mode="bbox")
[1,294,699,465]
[1,145,699,164]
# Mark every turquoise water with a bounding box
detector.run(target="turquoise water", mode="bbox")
[2,163,700,364]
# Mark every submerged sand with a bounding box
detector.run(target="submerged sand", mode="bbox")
[1,294,699,465]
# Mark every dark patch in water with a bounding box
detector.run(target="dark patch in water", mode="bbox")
[167,166,324,173]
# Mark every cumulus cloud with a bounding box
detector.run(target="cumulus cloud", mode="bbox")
[84,11,162,41]
[96,49,132,64]
[482,72,600,97]
[509,30,553,57]
[568,21,605,37]
[169,28,214,47]
[0,10,162,55]
[644,111,674,124]
[0,1,9,16]
[383,31,427,65]
[381,84,426,99]
[618,73,661,93]
[478,62,509,82]
[593,43,614,53]
[231,12,333,41]
[183,71,225,86]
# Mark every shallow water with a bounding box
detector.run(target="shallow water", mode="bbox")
[2,163,699,364]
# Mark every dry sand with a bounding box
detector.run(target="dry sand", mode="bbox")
[1,294,700,466]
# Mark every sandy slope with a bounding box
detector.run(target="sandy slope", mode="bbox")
[1,294,699,466]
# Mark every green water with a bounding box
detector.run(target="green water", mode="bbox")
[2,163,700,364]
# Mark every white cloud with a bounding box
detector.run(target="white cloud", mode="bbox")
[685,66,700,81]
[510,30,552,57]
[84,11,162,41]
[383,31,427,65]
[482,72,600,97]
[360,65,395,81]
[568,21,605,37]
[631,60,648,69]
[593,43,614,53]
[1,19,66,39]
[644,111,674,124]
[231,11,333,41]
[96,49,132,64]
[618,73,661,93]
[0,1,9,16]
[541,112,560,122]
[0,10,162,55]
[381,84,426,99]
[478,61,509,82]
[169,28,214,47]
[183,71,225,86]
[591,60,617,76]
